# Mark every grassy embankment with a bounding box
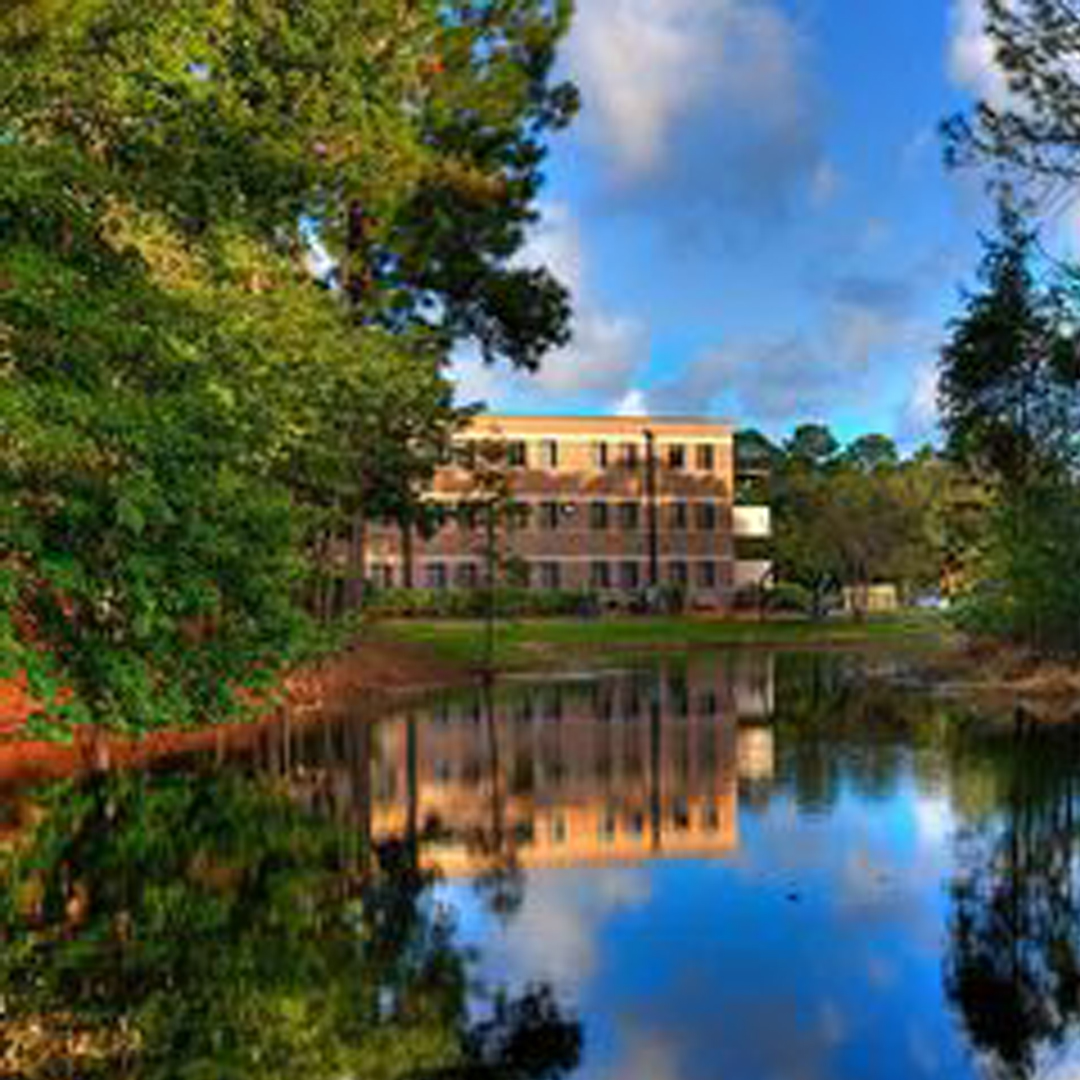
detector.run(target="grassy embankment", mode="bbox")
[374,612,951,674]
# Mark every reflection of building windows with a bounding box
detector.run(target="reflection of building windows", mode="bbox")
[539,501,560,530]
[619,501,640,530]
[514,819,536,845]
[509,502,531,531]
[592,441,609,469]
[550,814,568,845]
[670,502,688,530]
[506,440,527,467]
[513,696,534,723]
[696,502,718,531]
[425,562,448,590]
[697,689,719,717]
[434,760,453,786]
[703,804,722,832]
[543,686,564,721]
[698,561,717,589]
[598,810,618,844]
[538,561,561,590]
[667,443,686,470]
[589,501,609,530]
[672,799,690,831]
[619,561,641,590]
[696,443,715,471]
[619,442,639,468]
[668,561,689,587]
[590,561,611,590]
[627,810,645,837]
[455,562,479,589]
[540,439,559,469]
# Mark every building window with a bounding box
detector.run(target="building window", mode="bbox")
[540,438,559,469]
[668,560,689,587]
[539,561,562,590]
[455,562,479,589]
[539,501,560,530]
[698,560,717,588]
[550,814,568,845]
[593,441,610,469]
[506,440,527,467]
[696,443,715,471]
[670,501,688,530]
[598,809,618,844]
[372,563,394,589]
[619,442,639,469]
[667,443,686,470]
[509,502,532,531]
[591,561,611,589]
[619,501,640,530]
[620,561,641,590]
[590,501,609,530]
[425,562,448,590]
[696,502,717,531]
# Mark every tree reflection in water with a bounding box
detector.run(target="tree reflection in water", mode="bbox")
[0,769,580,1079]
[945,717,1080,1079]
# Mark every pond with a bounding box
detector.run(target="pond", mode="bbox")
[1,650,1079,1079]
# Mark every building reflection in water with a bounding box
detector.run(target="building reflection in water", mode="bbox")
[232,653,776,879]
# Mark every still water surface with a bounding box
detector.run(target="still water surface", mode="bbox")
[2,651,1079,1079]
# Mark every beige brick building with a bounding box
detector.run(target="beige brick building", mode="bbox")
[369,414,771,610]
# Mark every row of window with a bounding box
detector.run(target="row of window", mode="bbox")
[405,559,725,591]
[431,499,726,532]
[456,438,722,473]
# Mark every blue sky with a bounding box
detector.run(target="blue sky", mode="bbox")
[451,0,1080,447]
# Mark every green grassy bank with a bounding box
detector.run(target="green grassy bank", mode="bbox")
[373,612,951,673]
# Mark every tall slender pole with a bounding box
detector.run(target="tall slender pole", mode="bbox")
[485,499,497,673]
[644,429,660,590]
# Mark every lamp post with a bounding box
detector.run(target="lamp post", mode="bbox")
[644,429,660,595]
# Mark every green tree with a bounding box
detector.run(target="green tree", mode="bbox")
[1,0,579,729]
[941,0,1080,193]
[939,208,1080,654]
[0,769,582,1079]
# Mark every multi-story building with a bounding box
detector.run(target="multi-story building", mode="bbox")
[368,414,771,610]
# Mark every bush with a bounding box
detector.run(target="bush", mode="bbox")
[363,587,599,619]
[763,581,815,614]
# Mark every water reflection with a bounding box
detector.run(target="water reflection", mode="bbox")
[5,652,1080,1079]
[0,769,581,1079]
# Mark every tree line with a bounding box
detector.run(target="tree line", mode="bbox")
[0,0,578,731]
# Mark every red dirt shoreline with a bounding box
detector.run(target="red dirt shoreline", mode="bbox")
[0,637,473,791]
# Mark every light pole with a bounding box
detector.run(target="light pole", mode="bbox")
[644,428,660,595]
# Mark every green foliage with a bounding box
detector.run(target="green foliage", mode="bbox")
[0,0,578,730]
[939,208,1080,656]
[366,587,598,620]
[941,0,1080,192]
[756,424,946,618]
[0,769,582,1079]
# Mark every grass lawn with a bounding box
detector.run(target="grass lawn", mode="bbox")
[372,611,951,672]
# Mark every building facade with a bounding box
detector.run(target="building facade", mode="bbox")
[368,414,771,610]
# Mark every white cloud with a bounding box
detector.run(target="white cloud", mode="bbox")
[897,359,942,446]
[614,387,649,417]
[449,202,648,410]
[810,161,843,208]
[567,0,826,229]
[947,0,1012,108]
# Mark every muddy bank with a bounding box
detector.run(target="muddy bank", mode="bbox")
[0,635,474,791]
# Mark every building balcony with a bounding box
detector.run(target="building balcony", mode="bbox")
[732,505,771,539]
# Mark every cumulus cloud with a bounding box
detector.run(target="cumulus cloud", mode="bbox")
[947,0,1012,108]
[896,358,942,446]
[567,0,826,232]
[449,202,648,409]
[646,271,924,421]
